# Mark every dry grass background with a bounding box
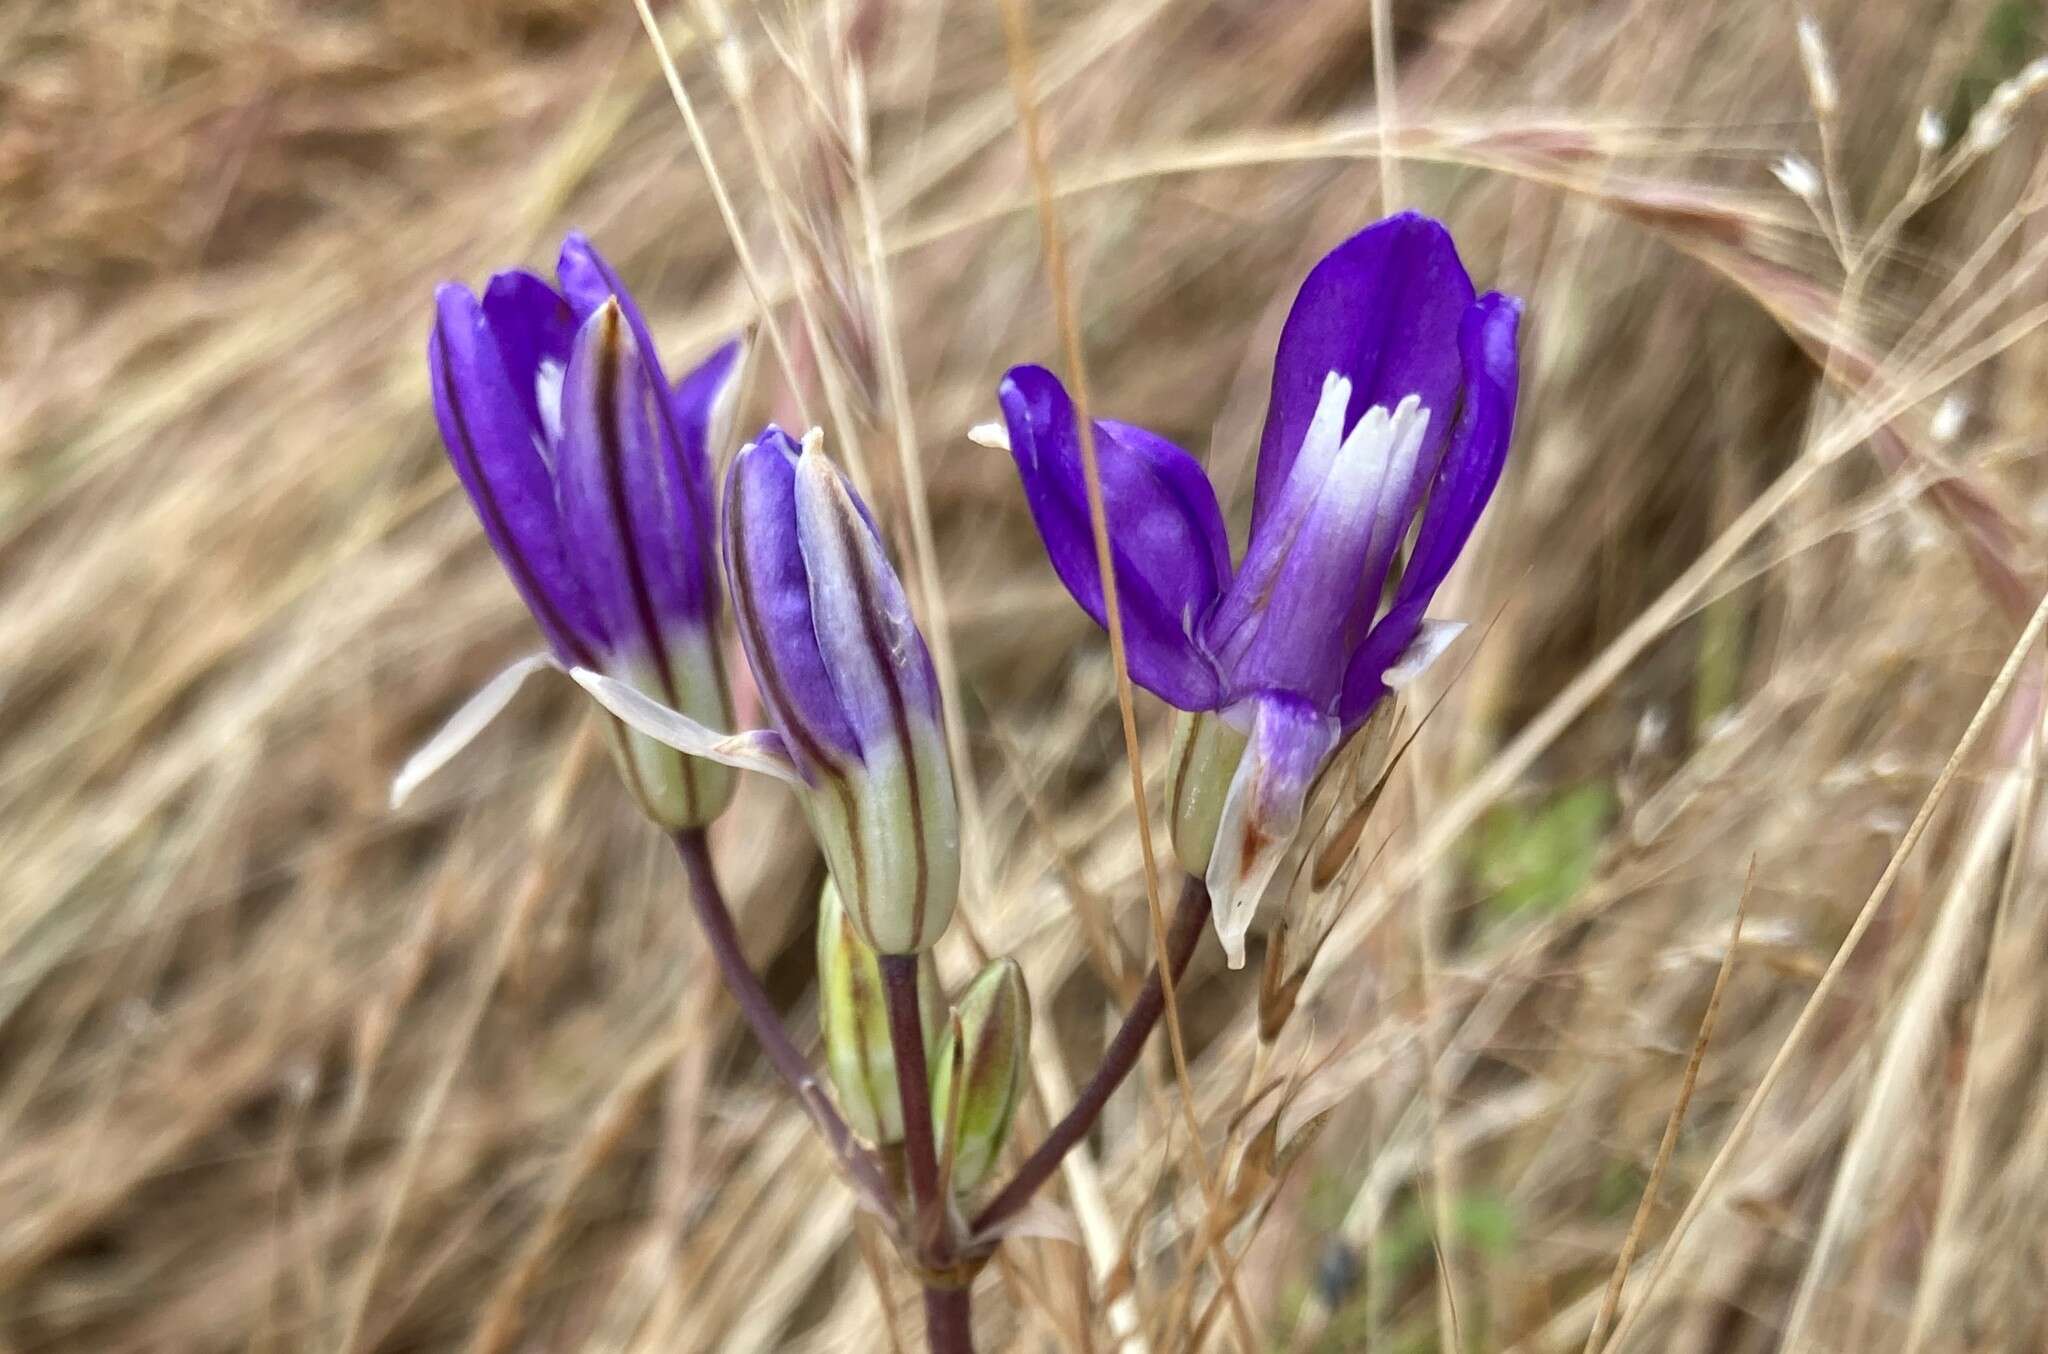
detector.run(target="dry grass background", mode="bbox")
[6,0,2048,1350]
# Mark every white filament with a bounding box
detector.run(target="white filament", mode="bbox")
[534,358,567,455]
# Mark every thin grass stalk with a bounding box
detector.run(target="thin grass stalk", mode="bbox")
[992,5,1253,1340]
[1602,584,2048,1351]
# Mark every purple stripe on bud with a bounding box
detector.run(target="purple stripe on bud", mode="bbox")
[557,301,710,664]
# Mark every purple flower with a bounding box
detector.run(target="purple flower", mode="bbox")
[577,426,960,954]
[993,212,1522,964]
[396,233,744,828]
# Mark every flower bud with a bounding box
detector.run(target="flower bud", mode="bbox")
[571,425,961,949]
[722,427,960,954]
[400,233,744,826]
[817,878,940,1144]
[931,958,1030,1195]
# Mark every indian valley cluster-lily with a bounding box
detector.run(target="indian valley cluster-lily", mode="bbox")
[393,212,1521,1352]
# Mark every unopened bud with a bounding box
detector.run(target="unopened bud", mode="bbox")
[592,426,963,952]
[1167,710,1248,877]
[931,958,1030,1195]
[818,879,940,1144]
[735,429,961,954]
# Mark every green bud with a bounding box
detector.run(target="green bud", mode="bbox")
[931,957,1031,1195]
[818,878,939,1143]
[1167,710,1248,876]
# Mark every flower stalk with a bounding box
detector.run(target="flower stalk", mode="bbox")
[881,953,945,1251]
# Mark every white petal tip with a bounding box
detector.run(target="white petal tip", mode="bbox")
[1383,618,1468,690]
[1219,926,1249,970]
[967,422,1010,452]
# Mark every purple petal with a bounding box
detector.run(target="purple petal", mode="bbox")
[792,437,944,748]
[1252,213,1476,541]
[672,338,744,449]
[555,301,713,690]
[557,233,725,585]
[428,283,605,665]
[1339,292,1522,726]
[668,337,745,592]
[1221,395,1434,712]
[723,427,860,774]
[557,232,677,391]
[479,270,576,452]
[997,365,1229,711]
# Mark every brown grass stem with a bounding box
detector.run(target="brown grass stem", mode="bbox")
[992,14,1248,1339]
[1584,860,1751,1352]
[1603,583,2048,1351]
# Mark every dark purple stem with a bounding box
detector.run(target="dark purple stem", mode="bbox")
[673,830,891,1210]
[881,952,972,1354]
[970,872,1209,1239]
[880,954,943,1233]
[924,1287,973,1352]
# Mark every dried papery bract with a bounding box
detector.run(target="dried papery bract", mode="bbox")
[997,212,1522,966]
[1257,699,1401,1042]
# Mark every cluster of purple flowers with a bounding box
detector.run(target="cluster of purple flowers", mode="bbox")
[401,212,1520,968]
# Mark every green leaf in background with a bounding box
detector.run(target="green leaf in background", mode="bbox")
[1944,0,2042,142]
[1474,783,1616,920]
